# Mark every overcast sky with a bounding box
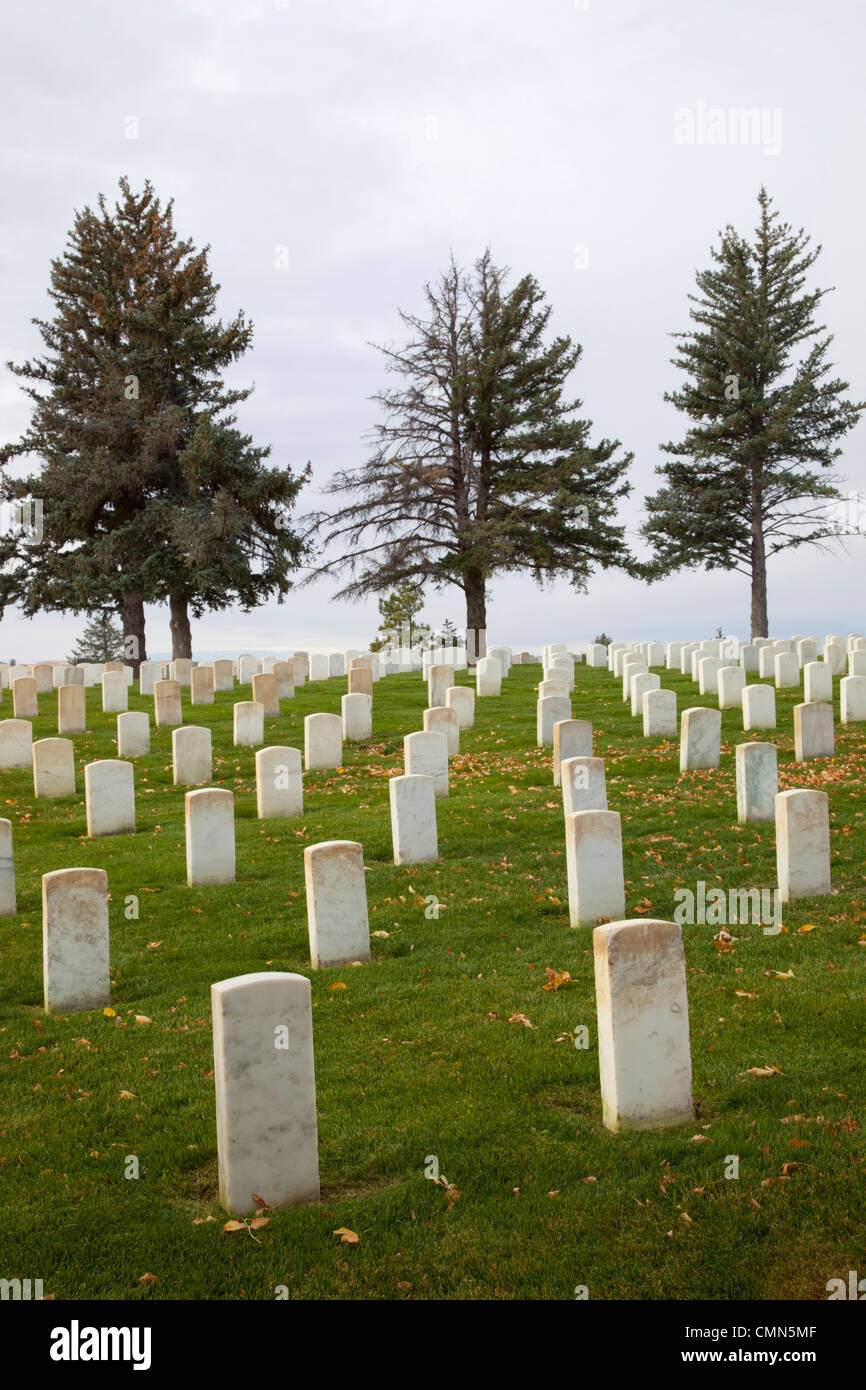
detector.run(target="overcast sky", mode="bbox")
[1,0,864,660]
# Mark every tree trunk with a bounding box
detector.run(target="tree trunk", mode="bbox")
[464,571,487,665]
[170,592,193,659]
[750,489,768,638]
[120,592,147,675]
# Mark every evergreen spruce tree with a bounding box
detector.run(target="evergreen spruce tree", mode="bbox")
[370,579,430,651]
[67,611,125,663]
[642,188,864,637]
[305,250,636,661]
[0,178,308,667]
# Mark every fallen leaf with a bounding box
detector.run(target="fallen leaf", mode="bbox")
[798,924,818,934]
[507,1012,535,1028]
[542,967,572,992]
[138,1272,157,1285]
[102,1007,116,1018]
[744,1065,782,1078]
[329,983,347,991]
[333,1227,359,1244]
[223,1220,246,1232]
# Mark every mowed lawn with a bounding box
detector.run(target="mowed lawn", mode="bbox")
[0,659,863,1301]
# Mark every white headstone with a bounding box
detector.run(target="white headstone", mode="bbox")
[185,788,236,886]
[304,712,343,770]
[404,730,449,797]
[389,774,438,864]
[679,708,721,771]
[154,679,183,728]
[736,741,777,822]
[85,759,136,837]
[793,702,834,761]
[742,683,776,731]
[476,656,502,696]
[643,687,677,737]
[0,818,15,917]
[718,665,746,709]
[212,972,320,1216]
[0,718,33,768]
[255,746,303,818]
[552,719,592,785]
[423,705,459,755]
[58,684,86,735]
[213,660,234,692]
[33,737,76,797]
[445,686,474,729]
[117,710,150,758]
[191,665,215,706]
[234,701,265,748]
[173,725,213,785]
[562,755,607,816]
[252,672,280,717]
[774,652,800,689]
[42,867,110,1014]
[565,808,624,927]
[12,678,38,719]
[537,695,572,746]
[593,919,694,1132]
[840,675,866,724]
[304,840,371,968]
[775,789,830,902]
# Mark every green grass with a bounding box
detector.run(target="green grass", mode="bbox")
[0,660,863,1301]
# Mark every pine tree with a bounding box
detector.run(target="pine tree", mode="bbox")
[0,178,308,667]
[642,188,864,637]
[370,579,431,651]
[304,250,636,661]
[67,611,125,663]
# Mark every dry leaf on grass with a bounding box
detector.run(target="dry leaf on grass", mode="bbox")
[507,1012,535,1028]
[333,1227,359,1244]
[542,967,572,992]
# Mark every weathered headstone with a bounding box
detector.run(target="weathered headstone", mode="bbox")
[793,702,834,761]
[139,660,162,696]
[252,672,280,717]
[255,746,303,818]
[389,774,438,864]
[42,867,110,1014]
[697,657,723,696]
[101,670,128,714]
[593,919,694,1132]
[718,665,746,709]
[234,701,265,748]
[154,679,183,728]
[342,692,373,742]
[213,659,234,692]
[304,712,342,770]
[561,755,607,816]
[643,687,677,737]
[304,840,371,968]
[85,760,136,837]
[742,683,776,731]
[33,737,76,797]
[679,707,721,771]
[736,741,778,823]
[552,718,592,785]
[840,675,866,724]
[445,686,474,729]
[273,661,295,701]
[0,818,15,917]
[565,809,625,927]
[117,710,150,758]
[774,652,800,689]
[12,677,38,719]
[630,671,660,717]
[537,695,572,747]
[428,664,452,708]
[476,656,502,696]
[32,663,54,694]
[211,971,320,1216]
[191,665,215,706]
[423,705,459,755]
[173,725,213,785]
[404,729,449,797]
[775,789,830,902]
[185,788,236,886]
[0,718,33,768]
[171,658,193,688]
[58,684,86,735]
[348,667,373,697]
